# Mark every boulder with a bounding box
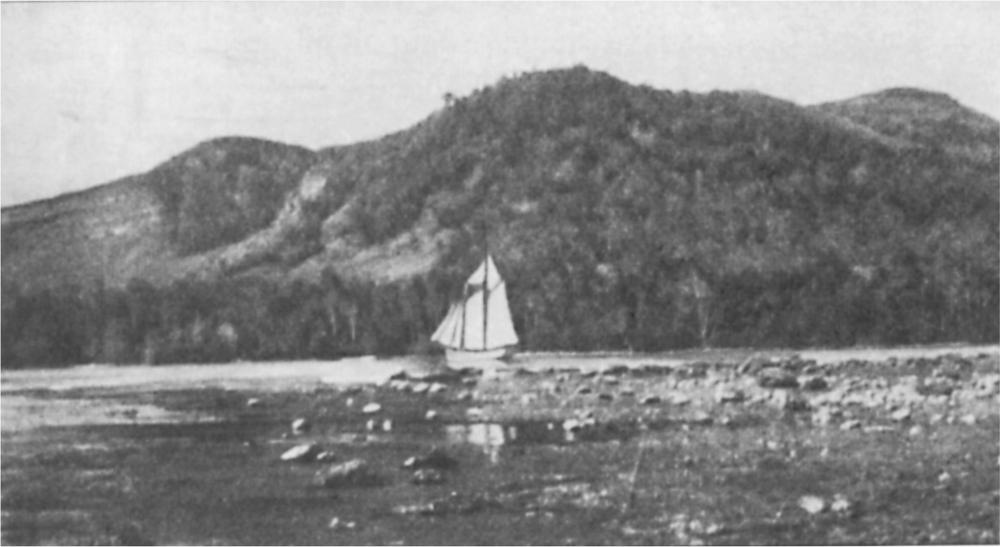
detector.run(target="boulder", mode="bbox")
[800,376,829,391]
[715,388,745,404]
[830,495,852,514]
[402,447,459,470]
[246,398,262,408]
[280,443,321,463]
[316,451,338,463]
[600,364,630,376]
[890,407,912,422]
[424,410,439,421]
[758,370,799,389]
[314,459,380,488]
[291,418,311,434]
[428,383,448,394]
[798,495,826,515]
[840,419,862,431]
[640,395,661,406]
[362,403,382,414]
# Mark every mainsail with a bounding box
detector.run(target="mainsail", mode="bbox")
[431,254,518,351]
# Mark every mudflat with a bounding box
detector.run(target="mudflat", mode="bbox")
[2,348,998,545]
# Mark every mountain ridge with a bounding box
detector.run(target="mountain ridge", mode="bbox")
[3,66,997,366]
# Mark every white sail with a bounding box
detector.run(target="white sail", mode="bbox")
[431,254,519,352]
[484,282,518,348]
[465,255,503,290]
[430,302,463,347]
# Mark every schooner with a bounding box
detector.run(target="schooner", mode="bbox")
[430,254,518,367]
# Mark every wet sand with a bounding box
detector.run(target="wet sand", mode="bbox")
[2,346,998,545]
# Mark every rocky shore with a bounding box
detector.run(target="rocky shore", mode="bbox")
[2,351,998,545]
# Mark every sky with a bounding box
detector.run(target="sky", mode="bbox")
[2,2,999,206]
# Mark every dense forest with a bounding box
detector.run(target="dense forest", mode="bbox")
[3,67,998,367]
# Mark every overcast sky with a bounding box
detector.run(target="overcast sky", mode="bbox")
[2,2,998,206]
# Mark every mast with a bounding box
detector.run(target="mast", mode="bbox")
[483,240,489,350]
[460,285,467,349]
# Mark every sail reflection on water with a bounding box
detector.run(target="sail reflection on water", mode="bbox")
[444,421,568,464]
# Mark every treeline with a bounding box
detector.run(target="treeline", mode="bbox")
[1,270,459,368]
[3,244,996,369]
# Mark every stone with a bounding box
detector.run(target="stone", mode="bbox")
[715,388,745,404]
[424,410,439,421]
[840,419,862,431]
[316,451,338,463]
[314,459,379,488]
[280,443,321,462]
[411,383,430,394]
[411,468,445,485]
[890,407,912,422]
[908,425,925,437]
[291,418,310,434]
[562,419,583,432]
[640,395,661,405]
[600,364,630,376]
[457,390,474,401]
[798,495,827,515]
[758,370,799,389]
[427,382,447,394]
[959,413,978,426]
[800,376,829,391]
[402,447,459,470]
[246,398,262,408]
[575,386,593,395]
[362,403,382,414]
[830,495,852,514]
[671,394,692,406]
[598,393,614,401]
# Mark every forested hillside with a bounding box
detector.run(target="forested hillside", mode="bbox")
[3,66,997,367]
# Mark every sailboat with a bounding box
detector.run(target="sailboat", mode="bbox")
[430,254,519,368]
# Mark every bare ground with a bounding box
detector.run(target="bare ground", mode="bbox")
[2,348,998,545]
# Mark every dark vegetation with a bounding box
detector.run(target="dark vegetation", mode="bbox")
[3,66,998,367]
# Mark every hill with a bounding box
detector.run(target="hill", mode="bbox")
[3,66,998,366]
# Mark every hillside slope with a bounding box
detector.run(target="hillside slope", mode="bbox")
[3,67,998,366]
